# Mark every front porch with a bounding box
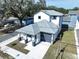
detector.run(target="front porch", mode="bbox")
[18,32,54,47]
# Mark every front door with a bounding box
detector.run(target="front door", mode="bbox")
[40,32,45,41]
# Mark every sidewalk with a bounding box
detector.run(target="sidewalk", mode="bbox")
[74,29,79,59]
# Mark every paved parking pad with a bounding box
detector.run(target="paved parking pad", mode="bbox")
[25,42,50,59]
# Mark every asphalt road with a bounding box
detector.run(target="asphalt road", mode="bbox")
[0,32,18,42]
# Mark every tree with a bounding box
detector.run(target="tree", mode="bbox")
[46,6,68,14]
[58,8,68,14]
[0,0,35,26]
[73,7,79,10]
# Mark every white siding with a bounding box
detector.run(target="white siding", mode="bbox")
[32,36,35,42]
[51,16,60,27]
[36,33,40,44]
[34,12,50,23]
[51,34,54,44]
[20,34,32,42]
[20,34,26,40]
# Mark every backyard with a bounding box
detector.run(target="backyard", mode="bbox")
[7,40,29,54]
[43,29,77,59]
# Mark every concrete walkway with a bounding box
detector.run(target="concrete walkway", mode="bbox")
[74,29,79,59]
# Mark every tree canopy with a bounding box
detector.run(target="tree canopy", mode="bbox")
[0,0,46,26]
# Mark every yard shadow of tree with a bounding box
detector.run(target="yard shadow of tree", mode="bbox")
[53,24,68,44]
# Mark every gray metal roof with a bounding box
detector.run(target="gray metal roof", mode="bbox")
[16,24,40,35]
[36,20,58,34]
[41,10,64,16]
[16,20,58,35]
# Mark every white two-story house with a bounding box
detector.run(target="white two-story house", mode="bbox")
[16,10,64,46]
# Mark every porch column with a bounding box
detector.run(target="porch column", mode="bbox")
[32,36,36,46]
[18,33,22,41]
[51,34,54,44]
[25,34,28,44]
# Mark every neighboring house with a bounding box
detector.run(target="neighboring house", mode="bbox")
[62,10,79,28]
[22,17,34,26]
[16,10,64,46]
[7,17,20,25]
[68,10,79,16]
[75,16,79,29]
[1,17,20,25]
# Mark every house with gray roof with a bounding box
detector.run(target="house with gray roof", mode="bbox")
[62,10,79,28]
[16,10,64,46]
[69,10,79,16]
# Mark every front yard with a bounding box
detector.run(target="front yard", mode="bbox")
[43,30,77,59]
[7,40,29,54]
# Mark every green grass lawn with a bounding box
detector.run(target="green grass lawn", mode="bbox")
[7,40,29,54]
[43,30,77,59]
[0,50,14,59]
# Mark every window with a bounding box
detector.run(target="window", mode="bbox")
[38,16,41,19]
[53,16,56,19]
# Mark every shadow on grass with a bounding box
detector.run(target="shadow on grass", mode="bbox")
[56,44,68,59]
[53,25,68,44]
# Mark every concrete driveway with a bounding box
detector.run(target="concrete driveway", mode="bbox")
[25,42,51,59]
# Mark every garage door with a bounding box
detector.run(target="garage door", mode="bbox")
[41,32,52,43]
